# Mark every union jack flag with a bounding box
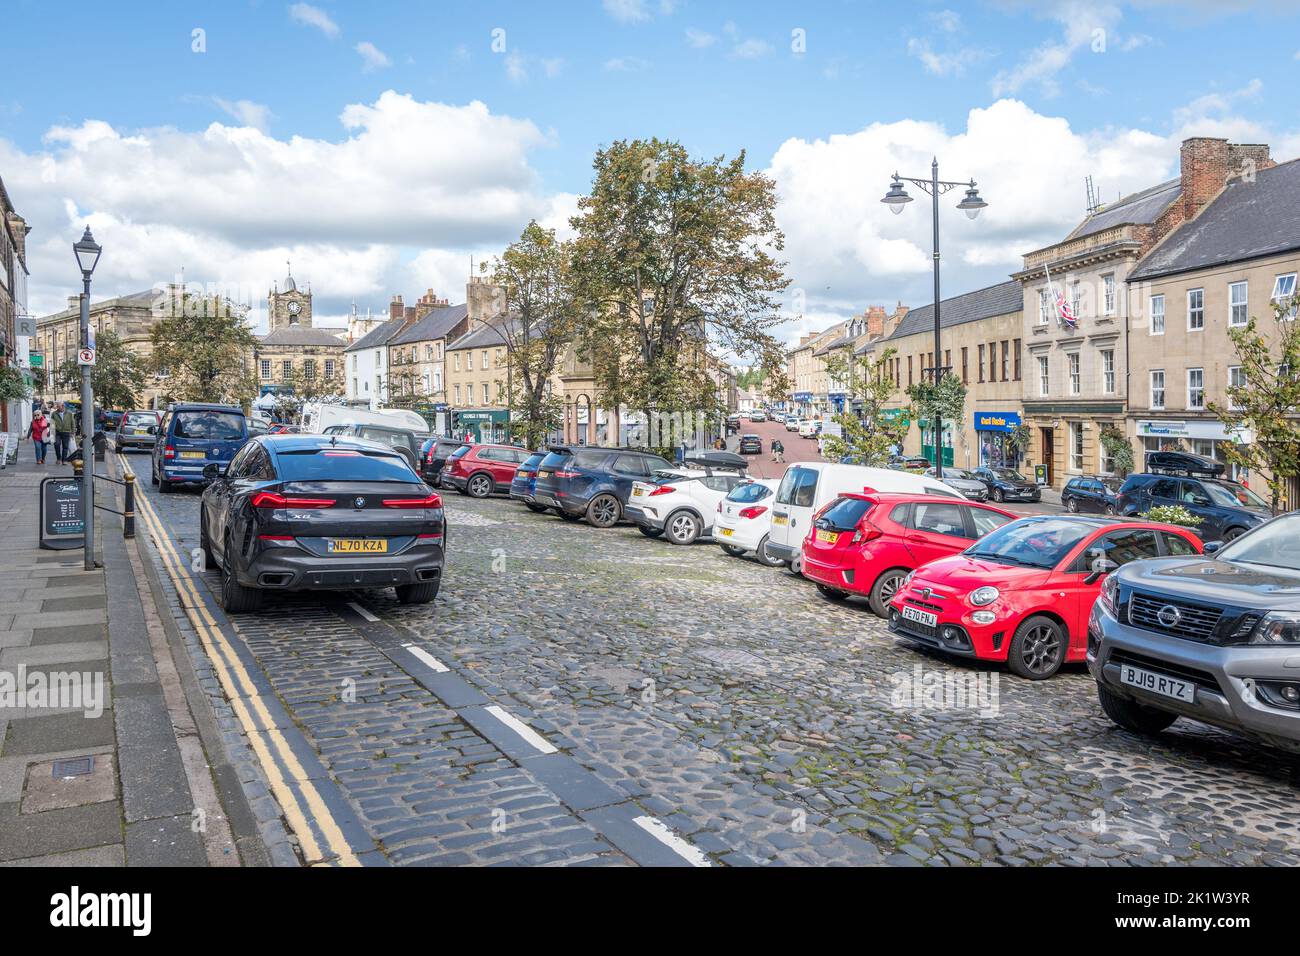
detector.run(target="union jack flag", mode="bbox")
[1056,289,1077,328]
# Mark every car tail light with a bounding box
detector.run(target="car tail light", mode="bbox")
[518,470,535,479]
[851,519,883,545]
[257,534,295,541]
[738,505,768,520]
[418,532,444,540]
[251,492,337,509]
[163,445,175,459]
[554,470,580,479]
[383,493,443,509]
[648,486,674,496]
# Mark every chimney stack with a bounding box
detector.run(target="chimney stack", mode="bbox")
[389,295,405,321]
[1179,137,1231,224]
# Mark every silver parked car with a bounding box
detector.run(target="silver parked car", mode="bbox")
[1088,512,1300,754]
[924,466,989,501]
[114,410,162,452]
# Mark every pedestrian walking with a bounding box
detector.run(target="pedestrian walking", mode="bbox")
[51,402,76,463]
[27,410,51,465]
[771,438,784,464]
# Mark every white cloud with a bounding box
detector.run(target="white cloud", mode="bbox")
[991,1,1121,98]
[604,56,649,72]
[731,38,772,59]
[505,51,527,84]
[540,57,566,78]
[685,28,716,48]
[907,38,991,77]
[212,98,274,133]
[929,9,961,33]
[355,41,391,71]
[1,92,568,320]
[288,3,339,38]
[603,0,651,23]
[1172,78,1263,128]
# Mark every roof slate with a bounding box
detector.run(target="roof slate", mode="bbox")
[388,303,469,345]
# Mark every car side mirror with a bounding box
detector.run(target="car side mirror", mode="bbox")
[202,462,224,481]
[147,425,157,435]
[1202,540,1223,555]
[1084,559,1119,586]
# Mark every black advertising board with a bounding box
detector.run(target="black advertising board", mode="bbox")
[40,477,84,550]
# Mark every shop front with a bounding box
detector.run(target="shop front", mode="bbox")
[454,408,510,444]
[974,410,1024,470]
[1135,419,1251,479]
[919,418,954,468]
[792,391,813,418]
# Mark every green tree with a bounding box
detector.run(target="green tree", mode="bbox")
[1099,425,1135,476]
[485,221,579,449]
[147,293,259,407]
[1209,301,1300,513]
[0,364,31,405]
[569,138,790,424]
[818,347,909,465]
[906,373,966,465]
[53,329,148,410]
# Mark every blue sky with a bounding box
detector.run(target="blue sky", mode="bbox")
[3,0,1298,343]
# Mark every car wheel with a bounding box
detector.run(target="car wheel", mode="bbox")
[1223,526,1245,542]
[720,544,745,557]
[199,514,215,571]
[466,473,493,498]
[586,493,621,528]
[816,583,847,601]
[1105,503,1117,516]
[1097,683,1178,736]
[638,526,663,538]
[789,552,803,576]
[218,534,263,614]
[395,581,439,605]
[158,472,173,493]
[150,461,159,486]
[755,535,785,567]
[868,568,909,618]
[1008,615,1066,679]
[665,510,701,545]
[556,509,582,522]
[1066,496,1079,513]
[992,488,1005,503]
[525,502,549,513]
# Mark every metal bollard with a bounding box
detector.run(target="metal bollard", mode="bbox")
[123,472,135,539]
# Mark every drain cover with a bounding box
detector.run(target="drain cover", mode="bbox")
[52,756,94,778]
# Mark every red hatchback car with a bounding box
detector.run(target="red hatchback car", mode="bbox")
[801,493,1018,617]
[442,443,531,498]
[888,515,1203,679]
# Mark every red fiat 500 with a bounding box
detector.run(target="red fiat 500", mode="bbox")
[888,515,1202,679]
[800,493,1018,617]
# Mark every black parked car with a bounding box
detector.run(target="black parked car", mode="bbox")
[531,445,674,527]
[738,434,763,455]
[419,437,471,487]
[970,466,1041,503]
[199,434,444,613]
[1089,511,1300,754]
[1062,475,1123,515]
[1116,451,1270,542]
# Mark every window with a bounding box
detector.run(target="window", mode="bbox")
[1071,285,1082,321]
[453,384,461,404]
[352,377,357,395]
[304,359,316,379]
[961,347,968,383]
[324,359,335,378]
[1013,339,1022,381]
[907,355,913,386]
[1150,370,1165,409]
[433,369,442,392]
[1149,294,1165,335]
[454,353,461,371]
[970,507,1014,537]
[482,349,490,369]
[1101,349,1115,393]
[1187,367,1204,409]
[352,354,358,372]
[1070,421,1084,472]
[482,383,490,404]
[1187,288,1204,331]
[1038,356,1049,396]
[776,466,819,508]
[977,344,985,383]
[1162,532,1197,556]
[282,360,292,378]
[1271,272,1297,316]
[1073,529,1161,574]
[1229,281,1248,327]
[1038,289,1051,325]
[912,502,970,538]
[467,352,474,371]
[987,342,997,381]
[1000,341,1009,381]
[1099,427,1116,475]
[375,348,383,367]
[425,344,433,360]
[260,359,271,379]
[1228,365,1246,410]
[1068,352,1080,395]
[1102,274,1115,315]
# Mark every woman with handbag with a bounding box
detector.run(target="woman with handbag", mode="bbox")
[26,410,51,465]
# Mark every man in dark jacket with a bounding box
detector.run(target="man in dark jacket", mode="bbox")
[50,403,77,464]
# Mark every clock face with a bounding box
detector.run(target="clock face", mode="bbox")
[287,301,302,315]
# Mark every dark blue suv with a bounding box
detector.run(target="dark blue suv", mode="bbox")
[531,445,674,528]
[509,450,549,513]
[151,403,249,492]
[1116,451,1271,542]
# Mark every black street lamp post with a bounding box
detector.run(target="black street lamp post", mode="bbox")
[882,160,986,479]
[72,226,102,571]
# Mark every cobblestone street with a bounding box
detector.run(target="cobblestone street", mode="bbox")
[134,460,1300,866]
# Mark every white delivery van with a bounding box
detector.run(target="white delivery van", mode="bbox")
[765,462,962,573]
[300,403,430,435]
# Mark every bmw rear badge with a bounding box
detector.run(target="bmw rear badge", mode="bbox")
[354,497,366,509]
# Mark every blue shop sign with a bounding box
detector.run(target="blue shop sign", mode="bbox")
[792,391,813,402]
[973,411,1021,433]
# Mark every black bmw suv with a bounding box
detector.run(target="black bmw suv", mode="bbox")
[1088,511,1300,753]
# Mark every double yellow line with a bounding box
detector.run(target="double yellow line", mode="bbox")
[128,466,361,867]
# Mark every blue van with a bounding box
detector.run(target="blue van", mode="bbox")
[151,403,249,492]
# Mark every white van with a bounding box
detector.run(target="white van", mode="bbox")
[765,462,962,573]
[300,403,429,436]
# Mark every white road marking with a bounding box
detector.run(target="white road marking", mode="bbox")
[633,815,712,867]
[484,705,558,755]
[346,602,380,623]
[402,643,449,673]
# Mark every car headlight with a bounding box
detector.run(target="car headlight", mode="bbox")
[1098,572,1119,616]
[1250,611,1300,645]
[902,570,916,588]
[970,586,999,607]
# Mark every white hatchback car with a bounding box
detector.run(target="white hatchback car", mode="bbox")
[713,478,783,565]
[797,420,819,438]
[625,452,750,545]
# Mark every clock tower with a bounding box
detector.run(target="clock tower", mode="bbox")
[268,263,313,331]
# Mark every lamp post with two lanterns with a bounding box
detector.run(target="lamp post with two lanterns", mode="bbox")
[881,160,986,480]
